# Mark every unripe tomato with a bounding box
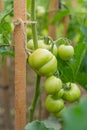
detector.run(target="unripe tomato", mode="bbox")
[63,83,81,102]
[58,44,74,61]
[38,40,49,49]
[27,27,32,38]
[27,39,57,57]
[27,39,34,50]
[11,23,14,32]
[52,45,58,57]
[28,49,57,76]
[53,88,64,99]
[27,39,49,50]
[52,107,66,118]
[44,76,62,95]
[36,6,45,18]
[45,95,64,112]
[48,44,58,57]
[41,29,48,36]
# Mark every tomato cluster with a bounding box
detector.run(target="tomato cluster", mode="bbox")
[44,79,81,118]
[27,38,81,118]
[27,39,57,56]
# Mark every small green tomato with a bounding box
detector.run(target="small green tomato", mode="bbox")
[53,89,64,99]
[36,6,45,18]
[45,95,64,113]
[52,107,66,118]
[58,44,74,61]
[63,83,81,102]
[44,76,62,95]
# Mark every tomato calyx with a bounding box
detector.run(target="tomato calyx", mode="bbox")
[54,37,72,46]
[63,83,71,91]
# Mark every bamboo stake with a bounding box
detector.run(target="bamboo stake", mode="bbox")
[0,1,11,130]
[14,0,27,130]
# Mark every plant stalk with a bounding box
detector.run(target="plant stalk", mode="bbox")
[31,0,38,49]
[29,75,41,122]
[29,0,41,122]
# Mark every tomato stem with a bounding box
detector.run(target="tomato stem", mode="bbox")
[29,0,41,122]
[63,83,71,90]
[29,75,41,122]
[54,37,71,46]
[31,0,38,49]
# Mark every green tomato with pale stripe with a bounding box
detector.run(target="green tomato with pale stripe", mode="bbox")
[28,48,57,77]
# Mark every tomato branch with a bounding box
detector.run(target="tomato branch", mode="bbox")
[29,0,41,122]
[29,75,41,122]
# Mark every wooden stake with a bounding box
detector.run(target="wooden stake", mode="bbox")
[63,16,69,37]
[48,0,58,40]
[14,0,27,130]
[72,0,77,9]
[0,0,4,12]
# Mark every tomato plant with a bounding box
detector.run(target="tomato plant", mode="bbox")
[1,0,87,130]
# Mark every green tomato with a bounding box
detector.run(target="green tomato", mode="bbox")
[27,39,57,57]
[45,95,64,113]
[53,88,64,99]
[52,45,58,57]
[27,27,32,38]
[48,44,58,57]
[28,48,57,76]
[38,40,49,49]
[41,29,48,36]
[63,83,81,102]
[27,39,48,50]
[58,44,74,61]
[11,23,14,32]
[36,6,45,18]
[44,76,62,95]
[52,107,66,118]
[27,39,34,50]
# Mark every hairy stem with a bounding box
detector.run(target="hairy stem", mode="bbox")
[29,75,41,122]
[31,0,38,49]
[29,0,41,122]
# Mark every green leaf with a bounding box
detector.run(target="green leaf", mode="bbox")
[0,46,14,57]
[43,116,61,130]
[0,22,11,32]
[63,96,87,130]
[80,52,87,72]
[70,42,87,77]
[57,42,87,83]
[24,120,55,130]
[76,72,87,89]
[80,26,87,36]
[51,9,70,24]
